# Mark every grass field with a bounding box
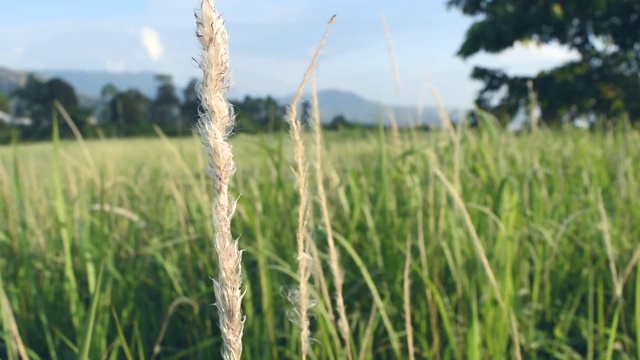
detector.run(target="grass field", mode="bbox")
[1,124,640,359]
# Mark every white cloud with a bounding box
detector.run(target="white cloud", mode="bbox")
[513,41,580,62]
[139,27,164,62]
[473,41,582,77]
[105,59,126,72]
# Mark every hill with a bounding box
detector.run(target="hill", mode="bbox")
[285,89,464,127]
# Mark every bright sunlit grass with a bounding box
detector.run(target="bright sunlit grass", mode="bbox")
[1,125,639,359]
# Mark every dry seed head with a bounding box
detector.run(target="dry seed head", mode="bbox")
[195,1,244,359]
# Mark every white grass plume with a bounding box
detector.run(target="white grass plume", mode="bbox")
[287,15,336,359]
[311,73,353,359]
[195,1,244,359]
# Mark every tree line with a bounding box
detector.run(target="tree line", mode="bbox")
[0,74,360,144]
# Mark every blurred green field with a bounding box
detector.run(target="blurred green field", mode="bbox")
[1,125,640,359]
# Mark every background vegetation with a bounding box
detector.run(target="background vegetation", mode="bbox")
[0,73,364,144]
[1,118,640,358]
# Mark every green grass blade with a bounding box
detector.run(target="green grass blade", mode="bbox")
[334,232,401,356]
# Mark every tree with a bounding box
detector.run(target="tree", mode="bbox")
[150,74,181,124]
[46,78,78,112]
[93,83,119,124]
[300,100,311,127]
[327,114,349,131]
[109,89,151,135]
[264,96,286,132]
[182,78,200,125]
[449,0,640,125]
[9,75,85,138]
[231,95,287,133]
[11,74,48,123]
[11,76,79,126]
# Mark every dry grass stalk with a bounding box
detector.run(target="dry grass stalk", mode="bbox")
[53,100,97,173]
[287,15,336,359]
[425,82,456,141]
[427,83,463,192]
[357,304,378,360]
[380,12,402,146]
[90,203,147,228]
[598,191,622,299]
[195,1,244,359]
[386,110,401,152]
[418,172,442,359]
[380,11,402,96]
[0,285,28,360]
[526,80,540,131]
[311,73,353,359]
[309,238,335,325]
[151,297,199,360]
[434,168,522,360]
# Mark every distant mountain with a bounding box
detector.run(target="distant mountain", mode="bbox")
[283,89,465,127]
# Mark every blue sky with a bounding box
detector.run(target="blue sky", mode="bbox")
[0,0,579,107]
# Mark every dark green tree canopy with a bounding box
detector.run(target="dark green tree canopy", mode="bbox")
[450,0,640,58]
[150,74,181,124]
[108,89,151,135]
[11,75,78,123]
[450,0,640,124]
[231,95,287,133]
[46,78,78,111]
[153,74,180,106]
[182,78,200,125]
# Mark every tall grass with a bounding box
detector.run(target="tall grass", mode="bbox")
[285,16,336,359]
[311,74,353,359]
[1,123,640,358]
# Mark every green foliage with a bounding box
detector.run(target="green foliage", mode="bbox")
[46,78,78,111]
[181,78,200,126]
[231,96,288,133]
[327,114,349,130]
[107,89,152,136]
[8,75,89,139]
[11,74,49,123]
[0,92,9,113]
[1,128,639,358]
[450,0,640,125]
[149,75,181,125]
